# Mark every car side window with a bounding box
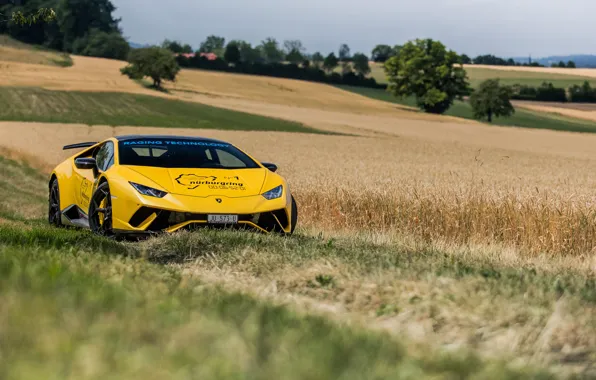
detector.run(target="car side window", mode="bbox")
[95,142,115,172]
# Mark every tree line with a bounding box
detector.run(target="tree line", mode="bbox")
[161,36,381,89]
[0,0,129,60]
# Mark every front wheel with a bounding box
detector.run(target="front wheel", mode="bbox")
[89,182,114,237]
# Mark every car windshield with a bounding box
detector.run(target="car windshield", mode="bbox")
[118,139,260,169]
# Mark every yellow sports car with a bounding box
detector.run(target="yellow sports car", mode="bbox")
[48,135,298,238]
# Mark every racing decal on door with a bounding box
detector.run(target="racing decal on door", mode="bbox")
[175,174,246,191]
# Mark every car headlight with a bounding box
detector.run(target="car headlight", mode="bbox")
[129,182,167,198]
[262,185,283,200]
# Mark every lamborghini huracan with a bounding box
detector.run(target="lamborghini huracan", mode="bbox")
[48,135,298,238]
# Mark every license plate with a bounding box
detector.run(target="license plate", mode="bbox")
[207,214,238,224]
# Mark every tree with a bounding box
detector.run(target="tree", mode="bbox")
[286,49,304,64]
[352,53,371,76]
[384,38,470,114]
[199,35,225,55]
[392,45,402,57]
[120,46,180,89]
[224,42,241,65]
[283,40,305,55]
[162,39,183,53]
[73,28,129,60]
[258,37,283,63]
[460,54,472,64]
[567,60,576,68]
[312,52,324,67]
[469,79,515,122]
[371,44,392,62]
[339,44,351,62]
[57,0,121,51]
[0,0,122,52]
[323,52,339,73]
[228,40,261,63]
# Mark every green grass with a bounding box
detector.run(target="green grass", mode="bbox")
[340,85,596,133]
[0,226,559,380]
[370,63,596,89]
[0,87,325,134]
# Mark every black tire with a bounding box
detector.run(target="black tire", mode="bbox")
[48,178,63,227]
[89,181,114,238]
[289,195,298,234]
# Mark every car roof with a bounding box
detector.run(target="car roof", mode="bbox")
[114,135,229,144]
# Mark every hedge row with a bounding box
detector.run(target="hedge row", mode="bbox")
[509,81,596,103]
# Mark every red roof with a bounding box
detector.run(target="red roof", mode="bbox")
[200,52,218,61]
[174,52,218,61]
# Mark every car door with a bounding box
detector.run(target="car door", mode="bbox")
[76,141,115,212]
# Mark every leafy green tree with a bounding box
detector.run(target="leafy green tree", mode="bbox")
[181,44,192,54]
[199,35,225,55]
[384,38,469,114]
[567,60,576,68]
[258,37,283,63]
[339,44,351,62]
[311,52,324,67]
[224,42,241,65]
[323,52,339,73]
[57,0,120,51]
[228,40,260,63]
[352,53,371,76]
[460,54,472,64]
[371,44,392,62]
[0,0,121,52]
[72,29,129,60]
[286,49,304,64]
[120,46,180,89]
[283,40,305,55]
[469,79,515,122]
[392,45,402,57]
[161,39,183,53]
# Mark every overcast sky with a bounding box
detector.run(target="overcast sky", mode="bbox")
[112,0,595,58]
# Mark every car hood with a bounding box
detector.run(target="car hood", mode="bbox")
[123,166,268,198]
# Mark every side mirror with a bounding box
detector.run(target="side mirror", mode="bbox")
[75,157,97,170]
[262,162,278,172]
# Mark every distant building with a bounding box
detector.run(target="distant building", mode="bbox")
[200,52,218,61]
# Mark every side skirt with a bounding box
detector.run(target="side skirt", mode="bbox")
[61,204,90,229]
